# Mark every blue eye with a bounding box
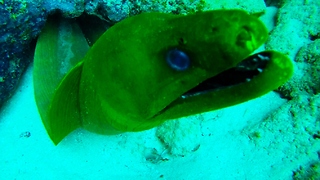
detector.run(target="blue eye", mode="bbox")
[166,49,190,71]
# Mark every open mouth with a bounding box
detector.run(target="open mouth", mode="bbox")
[181,51,271,98]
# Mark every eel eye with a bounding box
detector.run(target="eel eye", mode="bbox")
[166,49,190,71]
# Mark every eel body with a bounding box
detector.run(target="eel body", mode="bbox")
[33,10,293,144]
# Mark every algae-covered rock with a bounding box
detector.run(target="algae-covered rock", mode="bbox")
[206,0,266,13]
[265,0,320,59]
[279,39,320,98]
[242,94,320,178]
[293,161,320,180]
[0,1,47,107]
[156,117,202,157]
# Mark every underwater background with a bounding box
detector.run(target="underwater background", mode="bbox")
[0,0,319,179]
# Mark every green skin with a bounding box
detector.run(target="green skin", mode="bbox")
[33,10,293,145]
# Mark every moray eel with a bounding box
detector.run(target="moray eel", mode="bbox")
[33,10,293,145]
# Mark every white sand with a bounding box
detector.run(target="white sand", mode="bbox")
[1,64,294,179]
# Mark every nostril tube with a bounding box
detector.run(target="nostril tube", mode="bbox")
[236,27,255,51]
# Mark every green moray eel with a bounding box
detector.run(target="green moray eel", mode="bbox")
[33,10,293,145]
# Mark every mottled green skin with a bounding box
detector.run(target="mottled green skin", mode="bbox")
[80,10,266,133]
[34,10,293,145]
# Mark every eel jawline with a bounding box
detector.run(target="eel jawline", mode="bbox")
[181,51,271,98]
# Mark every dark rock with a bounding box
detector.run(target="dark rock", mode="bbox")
[0,1,47,107]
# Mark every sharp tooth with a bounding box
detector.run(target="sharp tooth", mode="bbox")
[257,54,270,61]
